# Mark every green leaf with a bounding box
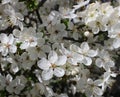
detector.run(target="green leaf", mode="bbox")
[61,19,69,29]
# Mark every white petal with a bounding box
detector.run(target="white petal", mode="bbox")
[17,21,23,31]
[92,27,99,34]
[80,42,89,52]
[8,34,14,44]
[94,79,103,86]
[20,42,29,49]
[93,87,103,96]
[105,61,115,68]
[55,23,65,31]
[2,0,11,4]
[2,48,8,56]
[95,58,103,68]
[54,67,65,77]
[103,63,110,71]
[58,93,68,97]
[42,69,53,80]
[6,74,13,82]
[73,5,82,10]
[41,45,51,53]
[13,29,21,37]
[87,50,98,57]
[48,51,58,64]
[38,51,46,59]
[0,44,3,52]
[110,72,117,77]
[45,87,54,97]
[30,41,37,47]
[68,58,78,65]
[0,33,8,43]
[9,45,17,53]
[68,21,74,30]
[103,72,110,81]
[82,57,92,66]
[60,43,71,55]
[113,38,120,49]
[70,44,81,53]
[72,52,83,62]
[37,36,45,47]
[109,61,115,67]
[66,14,77,19]
[22,61,34,70]
[16,13,24,21]
[73,32,79,40]
[37,58,51,70]
[55,55,67,66]
[73,0,90,10]
[10,64,19,73]
[27,47,38,60]
[110,22,120,33]
[87,78,93,85]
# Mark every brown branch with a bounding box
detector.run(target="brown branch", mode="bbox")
[37,0,47,8]
[63,37,83,43]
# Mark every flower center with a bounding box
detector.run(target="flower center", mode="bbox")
[51,64,56,69]
[4,43,11,48]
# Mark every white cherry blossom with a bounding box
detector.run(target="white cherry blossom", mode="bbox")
[13,27,38,50]
[73,0,90,10]
[59,7,77,19]
[108,22,120,48]
[95,50,115,71]
[70,42,98,66]
[85,78,103,97]
[37,50,67,80]
[0,33,17,56]
[0,0,119,96]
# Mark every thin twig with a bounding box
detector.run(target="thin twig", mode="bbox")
[37,0,47,8]
[63,37,83,43]
[35,0,47,24]
[35,9,43,24]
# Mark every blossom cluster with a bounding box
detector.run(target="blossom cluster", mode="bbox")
[0,0,120,97]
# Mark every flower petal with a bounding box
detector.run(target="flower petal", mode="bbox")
[94,79,103,86]
[9,45,17,53]
[48,50,58,64]
[68,58,78,65]
[54,67,65,77]
[20,41,29,49]
[30,41,37,47]
[55,55,67,66]
[0,33,8,43]
[80,42,89,52]
[113,38,120,49]
[8,34,14,44]
[42,69,53,80]
[93,87,103,96]
[72,52,83,62]
[82,57,92,66]
[92,27,99,34]
[87,50,98,57]
[87,78,93,85]
[2,48,8,56]
[37,58,51,70]
[70,44,82,53]
[0,44,3,52]
[95,58,103,68]
[10,64,19,73]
